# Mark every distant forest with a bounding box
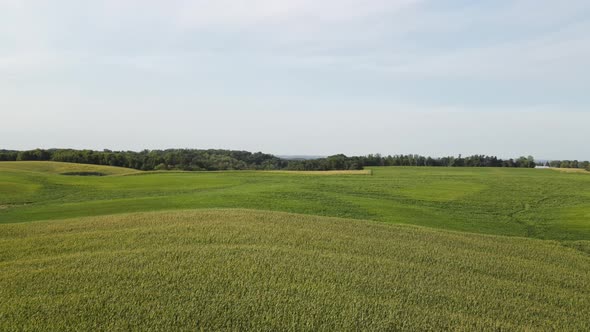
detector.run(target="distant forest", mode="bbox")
[0,149,588,172]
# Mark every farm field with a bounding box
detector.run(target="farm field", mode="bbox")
[1,209,589,330]
[1,161,589,240]
[1,161,589,330]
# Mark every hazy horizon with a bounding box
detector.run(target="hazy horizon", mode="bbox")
[0,145,583,162]
[2,1,589,160]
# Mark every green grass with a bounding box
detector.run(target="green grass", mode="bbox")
[1,209,589,331]
[1,162,590,329]
[1,161,589,241]
[0,161,140,175]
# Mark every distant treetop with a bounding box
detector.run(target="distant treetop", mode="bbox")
[1,148,586,171]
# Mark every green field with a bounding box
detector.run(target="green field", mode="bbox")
[1,161,589,330]
[2,161,589,240]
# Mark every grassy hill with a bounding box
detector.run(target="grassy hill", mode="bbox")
[1,209,588,330]
[1,162,589,329]
[1,162,589,241]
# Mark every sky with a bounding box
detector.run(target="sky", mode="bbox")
[1,0,589,159]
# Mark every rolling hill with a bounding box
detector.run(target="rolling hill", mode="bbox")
[1,209,588,330]
[1,161,589,330]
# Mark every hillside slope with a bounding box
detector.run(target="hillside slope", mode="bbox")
[1,209,589,330]
[1,162,589,241]
[0,161,140,175]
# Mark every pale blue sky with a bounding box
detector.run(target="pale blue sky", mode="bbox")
[1,0,589,159]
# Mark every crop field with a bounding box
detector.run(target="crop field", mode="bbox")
[1,161,589,330]
[1,210,589,331]
[1,161,589,240]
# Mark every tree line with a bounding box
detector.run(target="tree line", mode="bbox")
[544,160,590,170]
[2,149,583,171]
[0,149,285,171]
[286,154,548,170]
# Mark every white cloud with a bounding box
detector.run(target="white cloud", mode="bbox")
[308,15,590,81]
[174,0,420,27]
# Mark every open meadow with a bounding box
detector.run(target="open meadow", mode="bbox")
[1,161,589,330]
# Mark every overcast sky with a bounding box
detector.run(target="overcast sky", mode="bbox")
[1,0,589,159]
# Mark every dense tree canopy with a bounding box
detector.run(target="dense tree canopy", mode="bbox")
[0,149,571,171]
